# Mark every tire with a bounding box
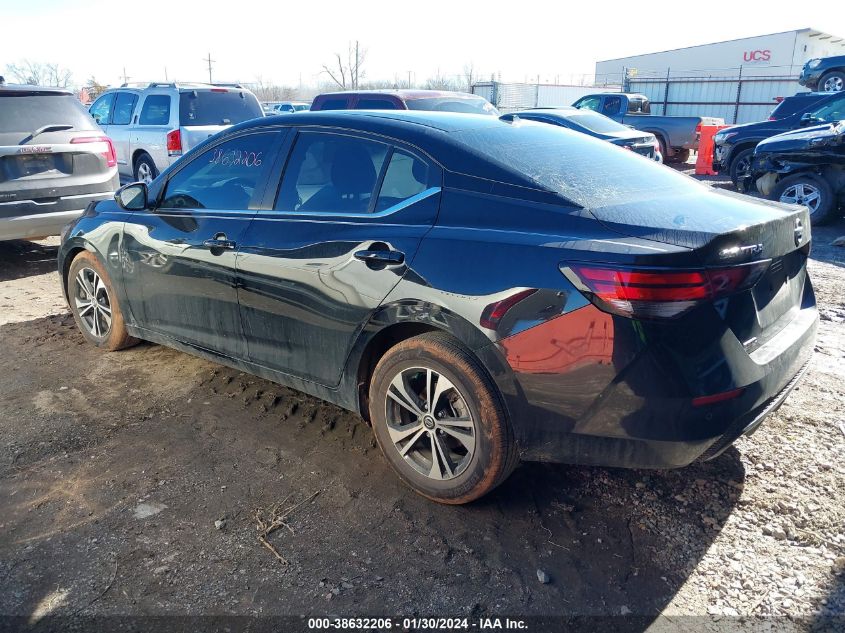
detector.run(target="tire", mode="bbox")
[654,135,667,161]
[819,70,845,93]
[669,148,690,163]
[368,332,518,504]
[133,153,158,184]
[729,148,755,190]
[67,251,139,351]
[771,173,838,226]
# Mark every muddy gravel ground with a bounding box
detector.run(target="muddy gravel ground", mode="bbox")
[1,174,844,632]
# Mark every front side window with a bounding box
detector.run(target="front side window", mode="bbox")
[316,98,349,111]
[89,93,115,125]
[812,96,845,122]
[275,133,389,214]
[139,95,171,125]
[374,149,434,212]
[159,132,277,210]
[574,96,601,112]
[111,92,138,125]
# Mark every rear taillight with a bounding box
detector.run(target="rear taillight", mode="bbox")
[71,135,117,168]
[562,262,769,319]
[166,129,182,155]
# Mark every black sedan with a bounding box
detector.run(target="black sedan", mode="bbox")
[59,111,817,503]
[501,107,659,160]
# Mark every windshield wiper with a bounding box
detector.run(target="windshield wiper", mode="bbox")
[20,124,74,145]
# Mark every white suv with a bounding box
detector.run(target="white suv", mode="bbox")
[89,82,263,183]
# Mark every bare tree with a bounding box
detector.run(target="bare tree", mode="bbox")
[5,59,73,87]
[462,63,477,92]
[85,76,108,100]
[423,69,460,91]
[321,41,367,90]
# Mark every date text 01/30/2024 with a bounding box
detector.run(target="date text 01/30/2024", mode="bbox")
[307,617,528,630]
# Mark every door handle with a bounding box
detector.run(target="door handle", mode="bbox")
[354,249,405,266]
[203,234,237,250]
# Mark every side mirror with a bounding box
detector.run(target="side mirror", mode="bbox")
[800,112,818,126]
[115,182,148,210]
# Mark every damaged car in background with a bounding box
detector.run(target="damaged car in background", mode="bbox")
[750,120,845,225]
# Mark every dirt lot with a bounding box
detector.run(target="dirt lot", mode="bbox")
[1,172,844,631]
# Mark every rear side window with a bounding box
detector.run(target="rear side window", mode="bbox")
[178,90,263,126]
[315,98,349,111]
[770,95,825,118]
[356,98,400,110]
[602,96,622,116]
[159,132,277,210]
[375,150,433,212]
[275,132,389,214]
[111,92,137,125]
[0,94,98,133]
[139,95,171,125]
[89,94,115,126]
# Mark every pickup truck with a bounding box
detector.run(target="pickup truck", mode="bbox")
[572,93,724,162]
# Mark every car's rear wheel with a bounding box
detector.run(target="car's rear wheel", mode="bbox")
[67,251,138,350]
[369,332,518,504]
[134,153,158,184]
[819,71,845,93]
[729,148,755,189]
[772,173,838,225]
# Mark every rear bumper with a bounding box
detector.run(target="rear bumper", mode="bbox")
[490,298,818,469]
[0,192,112,240]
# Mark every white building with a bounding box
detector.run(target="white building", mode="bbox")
[595,28,845,83]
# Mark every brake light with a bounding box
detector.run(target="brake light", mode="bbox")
[562,262,769,319]
[71,135,117,168]
[166,129,182,155]
[211,88,228,92]
[480,289,537,329]
[693,387,745,407]
[695,123,702,134]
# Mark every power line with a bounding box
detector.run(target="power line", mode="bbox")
[203,52,215,84]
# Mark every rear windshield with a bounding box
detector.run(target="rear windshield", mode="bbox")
[406,96,499,116]
[179,90,263,126]
[770,95,826,119]
[564,111,630,134]
[0,94,97,133]
[454,121,700,208]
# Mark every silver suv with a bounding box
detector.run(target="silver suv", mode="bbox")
[89,82,263,183]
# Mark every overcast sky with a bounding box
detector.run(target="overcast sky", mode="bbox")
[2,0,844,88]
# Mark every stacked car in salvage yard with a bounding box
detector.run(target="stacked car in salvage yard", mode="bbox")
[0,36,844,633]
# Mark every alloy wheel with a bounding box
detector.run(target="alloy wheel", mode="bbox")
[137,162,154,184]
[779,182,822,216]
[384,366,476,481]
[823,76,844,92]
[73,268,112,338]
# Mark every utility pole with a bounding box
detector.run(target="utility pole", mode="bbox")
[354,40,359,89]
[408,70,412,88]
[121,67,131,85]
[203,52,215,84]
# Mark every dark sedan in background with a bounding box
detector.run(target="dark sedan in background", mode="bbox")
[500,107,659,159]
[59,112,816,503]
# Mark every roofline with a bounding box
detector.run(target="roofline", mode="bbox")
[596,28,842,64]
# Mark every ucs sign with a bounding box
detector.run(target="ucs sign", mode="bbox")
[743,50,771,63]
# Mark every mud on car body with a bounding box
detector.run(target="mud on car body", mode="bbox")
[59,111,817,503]
[750,120,845,225]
